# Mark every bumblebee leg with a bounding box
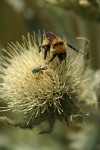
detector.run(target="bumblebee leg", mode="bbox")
[48,54,56,63]
[44,49,48,59]
[67,43,84,54]
[39,46,42,53]
[57,52,67,63]
[67,43,78,52]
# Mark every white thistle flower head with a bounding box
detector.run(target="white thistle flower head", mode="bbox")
[0,32,84,134]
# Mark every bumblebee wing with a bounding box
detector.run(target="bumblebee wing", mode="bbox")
[45,32,56,42]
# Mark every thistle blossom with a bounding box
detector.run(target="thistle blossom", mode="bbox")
[0,32,84,133]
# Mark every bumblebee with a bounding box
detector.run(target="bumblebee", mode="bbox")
[39,32,83,63]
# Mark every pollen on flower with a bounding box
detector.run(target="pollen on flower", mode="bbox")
[0,32,84,134]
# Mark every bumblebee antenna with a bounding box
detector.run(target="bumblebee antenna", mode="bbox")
[67,43,84,54]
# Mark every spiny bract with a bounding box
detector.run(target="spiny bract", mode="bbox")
[0,32,84,133]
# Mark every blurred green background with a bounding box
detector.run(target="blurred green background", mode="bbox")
[0,0,100,150]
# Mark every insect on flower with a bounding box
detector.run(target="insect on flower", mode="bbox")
[39,32,84,63]
[32,65,48,74]
[0,32,85,135]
